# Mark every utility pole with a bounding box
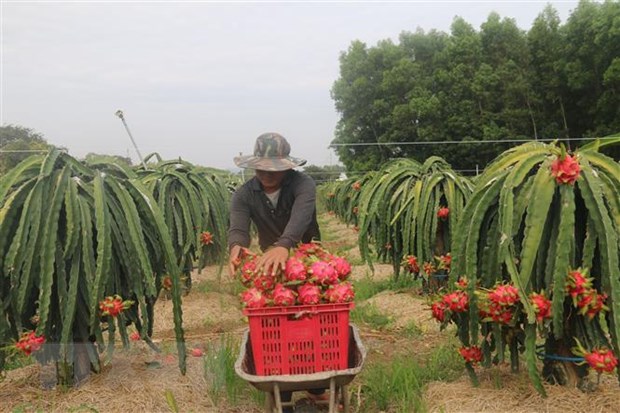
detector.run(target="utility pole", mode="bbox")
[115,110,147,169]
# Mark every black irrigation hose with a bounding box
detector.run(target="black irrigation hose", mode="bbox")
[535,345,584,362]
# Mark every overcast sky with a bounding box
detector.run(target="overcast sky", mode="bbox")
[2,1,579,170]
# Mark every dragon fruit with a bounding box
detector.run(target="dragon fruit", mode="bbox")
[459,346,483,364]
[310,261,339,285]
[240,260,258,287]
[240,288,266,308]
[431,301,449,323]
[297,284,321,305]
[584,348,618,374]
[324,282,355,303]
[294,242,327,259]
[253,274,276,292]
[329,256,352,280]
[551,153,580,185]
[530,292,552,322]
[402,255,419,274]
[284,257,307,282]
[437,207,450,220]
[272,284,296,306]
[15,331,46,356]
[442,291,469,313]
[99,295,133,318]
[488,284,520,307]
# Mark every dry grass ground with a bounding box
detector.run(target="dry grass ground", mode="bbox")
[1,213,619,412]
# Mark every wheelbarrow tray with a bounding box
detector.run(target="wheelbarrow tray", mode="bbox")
[235,324,366,393]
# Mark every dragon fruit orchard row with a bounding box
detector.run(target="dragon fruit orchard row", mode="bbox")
[236,242,355,308]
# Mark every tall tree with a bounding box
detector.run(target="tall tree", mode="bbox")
[0,125,54,175]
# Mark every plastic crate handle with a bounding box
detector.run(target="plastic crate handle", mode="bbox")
[290,310,318,319]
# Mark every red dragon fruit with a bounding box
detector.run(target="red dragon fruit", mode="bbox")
[99,295,133,318]
[272,284,296,306]
[437,207,450,220]
[489,303,514,324]
[551,153,580,185]
[15,331,46,356]
[442,291,469,313]
[459,346,483,364]
[329,256,352,280]
[254,274,276,292]
[240,260,258,287]
[566,268,591,300]
[530,292,552,322]
[402,255,420,274]
[488,284,520,307]
[431,301,449,323]
[284,257,307,282]
[324,282,355,303]
[455,277,469,290]
[584,348,618,374]
[240,288,266,308]
[297,284,321,305]
[294,242,327,259]
[310,261,339,285]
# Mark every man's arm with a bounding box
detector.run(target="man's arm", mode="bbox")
[228,188,251,275]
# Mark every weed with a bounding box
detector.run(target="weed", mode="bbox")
[196,279,243,296]
[3,353,34,372]
[350,304,391,329]
[420,341,463,382]
[357,342,463,413]
[359,357,425,412]
[402,320,423,338]
[353,274,418,301]
[202,334,262,409]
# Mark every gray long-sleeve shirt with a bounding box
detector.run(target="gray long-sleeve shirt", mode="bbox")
[228,170,321,251]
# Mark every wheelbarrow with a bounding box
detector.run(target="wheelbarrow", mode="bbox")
[235,324,366,413]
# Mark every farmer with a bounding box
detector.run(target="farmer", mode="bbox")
[228,132,320,276]
[228,133,324,411]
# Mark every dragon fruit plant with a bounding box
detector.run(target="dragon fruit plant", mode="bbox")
[448,140,620,395]
[0,150,188,384]
[352,157,472,282]
[237,242,355,308]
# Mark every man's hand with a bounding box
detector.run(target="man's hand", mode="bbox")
[256,246,289,276]
[228,245,242,277]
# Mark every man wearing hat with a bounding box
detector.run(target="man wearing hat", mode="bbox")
[228,132,321,276]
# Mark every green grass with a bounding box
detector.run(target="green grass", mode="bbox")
[402,320,423,338]
[353,274,419,301]
[196,278,244,296]
[350,303,392,329]
[2,352,35,372]
[203,334,263,409]
[357,342,463,412]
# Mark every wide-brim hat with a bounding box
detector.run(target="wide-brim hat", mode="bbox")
[234,132,306,171]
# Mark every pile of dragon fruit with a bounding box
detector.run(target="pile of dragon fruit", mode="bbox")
[237,242,355,308]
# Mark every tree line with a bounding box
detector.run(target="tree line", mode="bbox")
[331,1,620,172]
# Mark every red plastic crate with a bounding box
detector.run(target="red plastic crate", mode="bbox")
[243,302,353,376]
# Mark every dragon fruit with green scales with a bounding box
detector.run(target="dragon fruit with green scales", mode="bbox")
[310,261,339,285]
[324,282,355,303]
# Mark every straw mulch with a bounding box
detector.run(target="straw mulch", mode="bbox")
[0,347,219,412]
[425,364,620,413]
